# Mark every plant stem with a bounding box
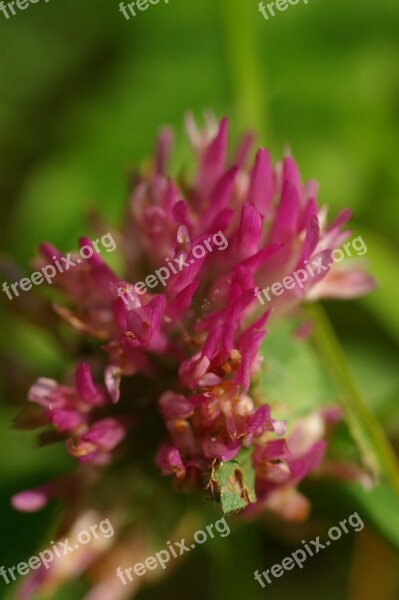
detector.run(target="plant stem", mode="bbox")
[218,0,269,140]
[306,303,399,496]
[219,0,399,497]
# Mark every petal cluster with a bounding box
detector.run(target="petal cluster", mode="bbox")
[17,116,373,500]
[11,115,374,599]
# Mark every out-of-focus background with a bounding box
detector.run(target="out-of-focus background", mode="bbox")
[0,0,398,598]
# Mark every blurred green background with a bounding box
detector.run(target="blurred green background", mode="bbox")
[0,0,398,598]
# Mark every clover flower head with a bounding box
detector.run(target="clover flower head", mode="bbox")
[11,115,374,599]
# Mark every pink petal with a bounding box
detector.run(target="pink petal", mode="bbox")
[81,418,125,450]
[75,363,102,405]
[197,117,228,197]
[247,148,275,217]
[269,180,300,245]
[11,490,49,513]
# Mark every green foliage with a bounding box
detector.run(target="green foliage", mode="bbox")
[212,447,256,514]
[1,0,399,597]
[255,319,337,425]
[344,481,399,553]
[305,303,399,494]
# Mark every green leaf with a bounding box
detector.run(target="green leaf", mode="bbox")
[342,481,399,553]
[358,227,399,345]
[344,341,399,420]
[305,303,399,496]
[255,319,337,428]
[212,447,256,514]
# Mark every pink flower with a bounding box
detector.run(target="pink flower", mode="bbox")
[10,115,374,599]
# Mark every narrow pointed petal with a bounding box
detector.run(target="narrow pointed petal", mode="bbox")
[247,148,275,217]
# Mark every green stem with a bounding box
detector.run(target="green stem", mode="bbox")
[219,0,399,497]
[218,0,269,140]
[306,303,399,496]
